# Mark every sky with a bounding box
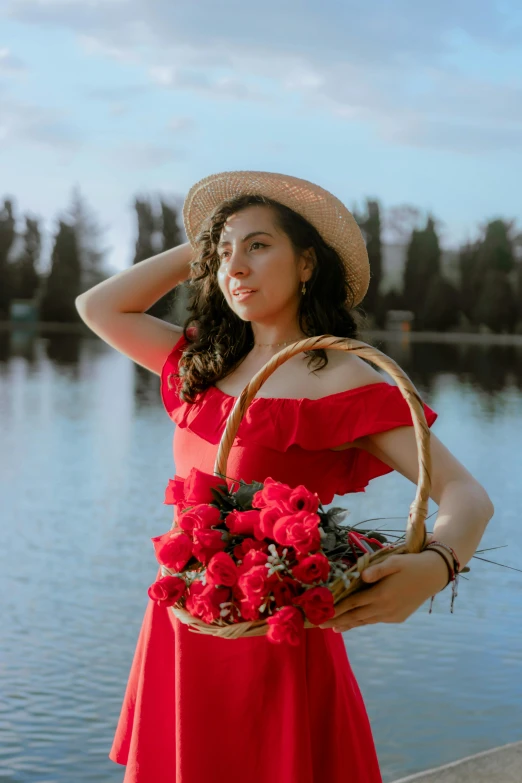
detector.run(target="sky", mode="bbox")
[1,0,521,273]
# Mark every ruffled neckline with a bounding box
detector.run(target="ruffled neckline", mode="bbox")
[160,337,438,453]
[209,380,391,404]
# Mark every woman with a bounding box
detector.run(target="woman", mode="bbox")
[76,171,494,783]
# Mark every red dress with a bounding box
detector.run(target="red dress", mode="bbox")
[109,334,438,782]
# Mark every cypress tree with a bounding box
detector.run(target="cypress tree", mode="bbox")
[458,240,481,324]
[147,199,184,320]
[160,200,183,252]
[403,215,442,328]
[467,220,517,332]
[133,197,157,266]
[353,199,382,319]
[402,228,424,317]
[473,268,517,333]
[0,199,16,318]
[69,187,109,293]
[422,275,460,331]
[40,221,81,322]
[11,216,41,300]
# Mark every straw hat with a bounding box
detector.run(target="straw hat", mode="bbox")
[182,170,370,307]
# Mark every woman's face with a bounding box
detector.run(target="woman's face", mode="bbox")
[215,205,312,325]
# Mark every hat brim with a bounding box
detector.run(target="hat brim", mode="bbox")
[182,170,370,307]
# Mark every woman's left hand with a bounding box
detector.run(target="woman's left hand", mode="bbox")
[318,551,450,632]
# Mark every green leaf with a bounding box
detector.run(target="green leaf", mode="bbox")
[324,507,350,526]
[233,480,264,510]
[210,486,236,512]
[323,531,338,551]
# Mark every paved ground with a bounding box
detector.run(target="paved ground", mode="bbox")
[391,740,522,783]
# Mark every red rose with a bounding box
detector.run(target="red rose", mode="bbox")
[237,565,270,608]
[252,477,293,510]
[232,582,244,602]
[152,531,193,571]
[206,551,238,587]
[225,509,262,537]
[266,605,304,645]
[241,548,269,569]
[233,538,268,560]
[147,575,186,607]
[185,581,231,623]
[258,505,286,539]
[271,576,301,607]
[288,485,320,514]
[194,584,232,624]
[293,586,335,625]
[185,579,206,616]
[184,468,226,505]
[291,553,330,584]
[237,548,272,578]
[163,476,186,506]
[178,503,221,534]
[173,503,186,526]
[192,527,228,565]
[238,599,261,621]
[273,511,321,554]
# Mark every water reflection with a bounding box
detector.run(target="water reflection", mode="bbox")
[1,330,521,783]
[369,335,522,396]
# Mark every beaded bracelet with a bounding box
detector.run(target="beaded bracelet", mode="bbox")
[424,546,454,587]
[424,540,461,614]
[426,540,461,575]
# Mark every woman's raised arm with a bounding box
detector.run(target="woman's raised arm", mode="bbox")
[75,242,193,375]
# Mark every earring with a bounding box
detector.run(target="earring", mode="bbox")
[301,282,306,295]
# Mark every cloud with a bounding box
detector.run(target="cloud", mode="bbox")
[6,0,522,152]
[8,0,521,65]
[167,116,195,133]
[85,84,151,102]
[387,118,522,154]
[0,47,28,75]
[148,65,267,101]
[85,84,152,118]
[0,92,83,154]
[108,102,127,117]
[301,63,522,151]
[106,142,184,169]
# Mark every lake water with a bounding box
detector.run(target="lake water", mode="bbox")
[1,329,521,783]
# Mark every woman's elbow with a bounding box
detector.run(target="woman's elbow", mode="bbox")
[468,480,495,521]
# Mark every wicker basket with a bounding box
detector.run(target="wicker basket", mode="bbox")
[167,335,432,639]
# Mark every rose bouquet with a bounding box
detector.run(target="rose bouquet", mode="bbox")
[148,467,394,645]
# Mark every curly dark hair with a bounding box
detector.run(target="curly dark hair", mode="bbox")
[178,194,368,402]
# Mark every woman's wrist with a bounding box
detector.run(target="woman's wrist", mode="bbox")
[418,549,452,593]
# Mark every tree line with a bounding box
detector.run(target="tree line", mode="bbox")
[354,201,522,333]
[0,189,521,333]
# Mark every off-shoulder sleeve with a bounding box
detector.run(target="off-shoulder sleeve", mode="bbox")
[159,332,190,419]
[329,383,439,493]
[173,381,438,450]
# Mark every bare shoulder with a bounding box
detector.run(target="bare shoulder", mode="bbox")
[277,346,388,405]
[321,348,387,391]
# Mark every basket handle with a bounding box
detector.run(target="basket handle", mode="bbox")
[213,335,432,554]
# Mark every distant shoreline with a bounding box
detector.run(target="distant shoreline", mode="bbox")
[2,321,522,345]
[363,329,522,345]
